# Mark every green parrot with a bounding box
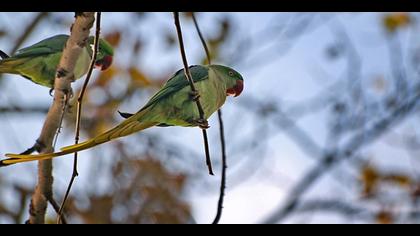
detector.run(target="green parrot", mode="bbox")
[0,34,114,89]
[1,64,244,166]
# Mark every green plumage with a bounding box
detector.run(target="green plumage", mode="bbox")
[1,64,244,166]
[0,34,114,88]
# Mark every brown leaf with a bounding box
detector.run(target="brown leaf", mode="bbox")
[360,165,380,197]
[74,196,114,224]
[383,174,412,188]
[105,31,122,47]
[129,67,151,86]
[383,13,412,33]
[376,210,393,224]
[94,66,118,87]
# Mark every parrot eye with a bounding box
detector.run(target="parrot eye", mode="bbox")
[228,71,234,76]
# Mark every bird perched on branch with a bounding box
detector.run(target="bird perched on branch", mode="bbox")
[0,34,113,89]
[1,64,244,166]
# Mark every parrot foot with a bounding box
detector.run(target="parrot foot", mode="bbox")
[193,118,210,129]
[49,87,73,98]
[67,104,74,113]
[189,90,201,102]
[66,88,74,99]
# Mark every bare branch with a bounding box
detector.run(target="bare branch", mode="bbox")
[238,97,323,160]
[29,12,96,224]
[0,106,48,114]
[213,109,227,224]
[57,12,102,224]
[47,197,67,224]
[173,12,214,175]
[262,87,420,223]
[11,12,49,54]
[192,12,228,224]
[295,199,369,218]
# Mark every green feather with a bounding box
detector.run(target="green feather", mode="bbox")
[1,64,244,166]
[0,34,113,88]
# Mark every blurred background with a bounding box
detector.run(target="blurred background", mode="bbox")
[0,12,420,224]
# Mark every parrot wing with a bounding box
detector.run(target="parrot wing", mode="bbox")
[14,35,69,58]
[0,35,68,75]
[141,65,209,112]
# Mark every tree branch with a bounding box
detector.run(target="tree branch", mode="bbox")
[0,106,48,114]
[173,12,214,175]
[11,12,49,55]
[261,87,420,223]
[191,12,228,224]
[28,12,96,224]
[57,12,101,224]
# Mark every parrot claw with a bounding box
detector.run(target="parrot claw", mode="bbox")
[194,118,210,130]
[189,90,201,102]
[49,87,73,99]
[67,104,74,113]
[60,88,74,99]
[68,88,74,99]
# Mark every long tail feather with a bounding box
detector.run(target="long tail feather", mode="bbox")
[2,116,157,167]
[0,58,20,74]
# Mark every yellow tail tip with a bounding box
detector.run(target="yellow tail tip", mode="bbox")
[5,153,25,158]
[1,153,58,167]
[1,154,31,167]
[0,158,14,167]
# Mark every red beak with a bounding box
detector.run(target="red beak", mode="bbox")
[95,55,113,71]
[226,80,244,97]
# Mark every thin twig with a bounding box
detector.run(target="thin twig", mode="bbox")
[173,12,214,175]
[57,12,102,224]
[47,197,67,224]
[0,105,48,114]
[213,109,227,224]
[191,12,228,224]
[192,13,212,64]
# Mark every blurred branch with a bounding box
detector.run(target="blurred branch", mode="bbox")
[58,12,101,224]
[11,12,49,54]
[230,14,334,70]
[295,199,420,223]
[0,106,48,114]
[29,12,96,224]
[48,198,67,224]
[173,12,214,175]
[284,81,342,118]
[191,12,228,224]
[262,85,420,223]
[239,97,323,160]
[387,33,409,101]
[294,199,369,218]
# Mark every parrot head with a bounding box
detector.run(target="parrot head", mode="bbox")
[210,65,244,97]
[88,37,114,71]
